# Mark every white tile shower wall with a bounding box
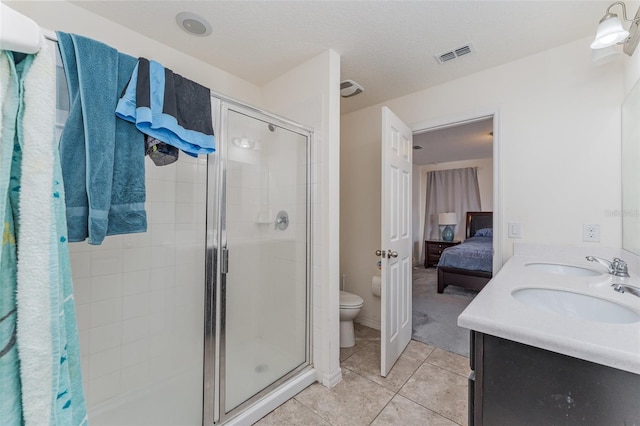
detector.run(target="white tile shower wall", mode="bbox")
[69,154,207,411]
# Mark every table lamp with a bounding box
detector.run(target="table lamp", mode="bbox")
[438,212,457,242]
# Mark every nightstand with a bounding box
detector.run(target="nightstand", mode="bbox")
[424,240,461,268]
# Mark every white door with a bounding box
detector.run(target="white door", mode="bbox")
[380,106,413,377]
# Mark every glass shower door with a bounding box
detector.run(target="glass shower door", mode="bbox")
[219,105,310,418]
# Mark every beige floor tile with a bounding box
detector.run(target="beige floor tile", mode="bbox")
[371,395,458,426]
[340,338,373,362]
[425,347,471,378]
[354,323,381,343]
[341,342,424,392]
[294,369,394,426]
[340,345,357,362]
[255,398,331,426]
[399,363,468,426]
[404,339,436,361]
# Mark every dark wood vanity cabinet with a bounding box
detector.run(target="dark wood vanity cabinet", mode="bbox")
[469,331,640,426]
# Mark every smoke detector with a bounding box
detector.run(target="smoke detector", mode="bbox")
[340,80,364,98]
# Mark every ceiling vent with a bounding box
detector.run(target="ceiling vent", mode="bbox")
[435,42,476,64]
[340,80,364,98]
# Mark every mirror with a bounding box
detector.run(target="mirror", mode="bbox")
[622,79,640,255]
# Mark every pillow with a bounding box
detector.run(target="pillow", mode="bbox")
[474,228,493,238]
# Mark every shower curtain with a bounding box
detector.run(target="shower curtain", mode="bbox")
[0,39,87,425]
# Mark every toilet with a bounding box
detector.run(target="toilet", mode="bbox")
[339,291,364,348]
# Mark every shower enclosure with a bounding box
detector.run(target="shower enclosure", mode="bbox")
[204,102,312,424]
[53,37,313,425]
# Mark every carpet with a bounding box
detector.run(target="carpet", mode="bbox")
[411,266,478,357]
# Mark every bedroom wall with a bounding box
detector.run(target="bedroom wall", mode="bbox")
[414,158,494,263]
[342,36,624,330]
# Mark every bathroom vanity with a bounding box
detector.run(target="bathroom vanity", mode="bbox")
[469,332,640,425]
[459,245,640,426]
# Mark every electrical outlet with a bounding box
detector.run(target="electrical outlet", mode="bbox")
[583,224,600,242]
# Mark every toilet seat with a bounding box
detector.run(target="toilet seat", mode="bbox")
[340,291,364,309]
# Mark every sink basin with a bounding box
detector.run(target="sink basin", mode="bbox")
[524,262,602,277]
[512,287,640,324]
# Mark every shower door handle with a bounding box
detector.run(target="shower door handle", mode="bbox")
[221,248,229,274]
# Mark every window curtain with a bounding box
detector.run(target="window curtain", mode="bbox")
[423,167,481,257]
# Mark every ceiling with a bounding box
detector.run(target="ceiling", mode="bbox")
[413,117,493,165]
[69,0,614,116]
[66,1,619,166]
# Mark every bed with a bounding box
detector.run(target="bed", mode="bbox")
[436,211,493,293]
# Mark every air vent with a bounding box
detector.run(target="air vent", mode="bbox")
[340,79,364,98]
[413,145,423,150]
[435,42,476,64]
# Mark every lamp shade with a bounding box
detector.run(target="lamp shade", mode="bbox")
[438,212,457,225]
[591,14,630,49]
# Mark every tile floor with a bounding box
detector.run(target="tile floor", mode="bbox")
[255,324,471,426]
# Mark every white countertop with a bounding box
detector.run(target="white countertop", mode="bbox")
[458,249,640,374]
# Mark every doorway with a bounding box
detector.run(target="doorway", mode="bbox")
[410,114,497,357]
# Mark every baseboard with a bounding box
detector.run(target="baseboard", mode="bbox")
[355,315,380,331]
[320,367,342,388]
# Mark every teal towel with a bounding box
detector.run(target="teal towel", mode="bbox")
[1,39,87,425]
[56,32,146,245]
[0,50,23,425]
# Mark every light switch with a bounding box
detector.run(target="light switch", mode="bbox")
[508,222,522,238]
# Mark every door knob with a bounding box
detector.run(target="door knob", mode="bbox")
[375,249,386,258]
[388,251,398,258]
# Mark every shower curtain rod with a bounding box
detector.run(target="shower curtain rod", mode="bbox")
[0,3,43,54]
[41,26,312,134]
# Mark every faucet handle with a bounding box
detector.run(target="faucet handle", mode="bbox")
[612,258,631,278]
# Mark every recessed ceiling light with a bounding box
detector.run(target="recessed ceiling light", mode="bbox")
[176,12,212,37]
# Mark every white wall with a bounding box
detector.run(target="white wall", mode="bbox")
[262,50,343,387]
[340,106,382,328]
[5,1,261,105]
[342,37,624,329]
[623,13,640,272]
[624,2,640,94]
[415,158,493,262]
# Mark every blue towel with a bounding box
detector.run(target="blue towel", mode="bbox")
[56,32,146,245]
[116,57,215,156]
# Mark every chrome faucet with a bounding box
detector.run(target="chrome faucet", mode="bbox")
[585,256,631,277]
[611,283,640,298]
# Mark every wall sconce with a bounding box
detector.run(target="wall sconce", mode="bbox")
[590,1,640,56]
[438,212,457,242]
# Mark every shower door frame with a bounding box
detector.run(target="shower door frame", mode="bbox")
[203,97,314,426]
